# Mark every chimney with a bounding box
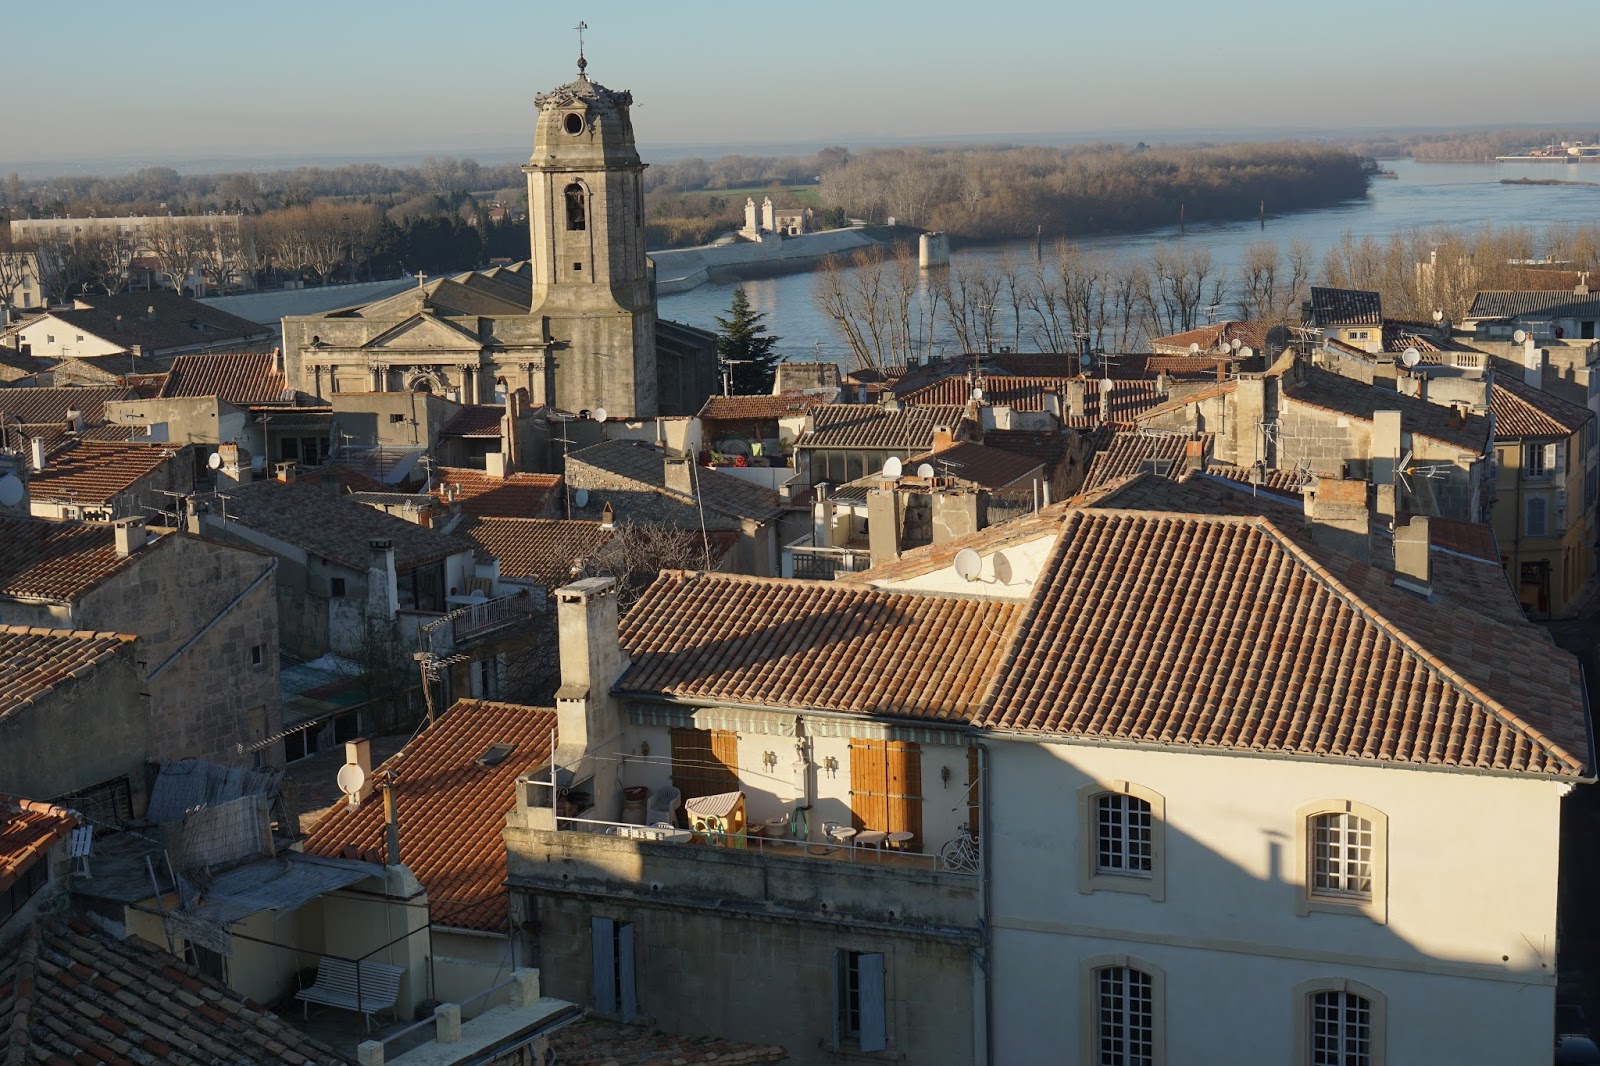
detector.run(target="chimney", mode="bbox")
[1304,477,1371,564]
[600,501,615,529]
[1371,410,1402,490]
[146,305,155,320]
[664,451,695,497]
[366,539,398,621]
[113,517,147,557]
[381,779,402,866]
[866,486,903,567]
[217,442,252,487]
[1524,338,1544,391]
[1373,355,1397,391]
[274,461,296,484]
[931,488,983,544]
[1392,515,1432,596]
[65,408,84,433]
[343,738,375,809]
[931,425,955,453]
[1065,380,1086,420]
[554,576,628,820]
[484,450,507,479]
[1042,387,1062,421]
[1098,378,1114,425]
[271,346,284,374]
[30,436,46,472]
[1155,371,1171,397]
[319,467,340,498]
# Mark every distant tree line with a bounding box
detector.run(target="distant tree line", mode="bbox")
[1340,128,1600,163]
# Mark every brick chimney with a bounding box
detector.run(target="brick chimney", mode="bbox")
[554,576,627,820]
[1392,514,1432,596]
[113,517,147,557]
[1304,477,1371,564]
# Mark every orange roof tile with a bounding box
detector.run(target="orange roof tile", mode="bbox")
[800,404,968,450]
[698,393,826,421]
[899,376,1072,411]
[158,352,289,405]
[0,625,136,721]
[434,467,562,518]
[1148,320,1271,355]
[303,699,557,931]
[30,439,184,505]
[0,795,76,895]
[1083,432,1202,491]
[459,518,614,587]
[0,517,149,602]
[1491,376,1593,438]
[619,572,1022,721]
[440,404,505,437]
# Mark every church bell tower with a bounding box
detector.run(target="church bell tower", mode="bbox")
[524,40,658,418]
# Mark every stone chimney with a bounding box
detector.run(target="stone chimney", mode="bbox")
[366,539,398,621]
[65,408,84,433]
[1371,410,1402,490]
[1392,514,1432,596]
[931,425,956,453]
[113,517,147,557]
[930,488,983,544]
[1523,338,1544,391]
[1304,477,1371,564]
[663,451,695,497]
[1042,387,1062,421]
[30,437,46,472]
[1155,371,1171,397]
[554,576,627,820]
[275,461,296,484]
[319,467,340,498]
[272,347,284,375]
[600,501,615,530]
[866,486,903,567]
[484,450,507,479]
[218,442,252,487]
[1065,380,1086,420]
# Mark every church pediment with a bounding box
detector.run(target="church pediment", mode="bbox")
[361,313,483,352]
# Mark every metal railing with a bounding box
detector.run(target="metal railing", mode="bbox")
[783,534,873,580]
[416,591,537,654]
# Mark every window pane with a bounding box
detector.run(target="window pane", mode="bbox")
[1310,990,1371,1066]
[1096,966,1154,1066]
[1311,813,1373,898]
[1096,793,1153,876]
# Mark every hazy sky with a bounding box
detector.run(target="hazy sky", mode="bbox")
[6,0,1595,170]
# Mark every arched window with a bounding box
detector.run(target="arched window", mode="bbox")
[565,182,586,231]
[1082,956,1164,1066]
[1296,979,1385,1066]
[1296,801,1388,922]
[1078,781,1166,900]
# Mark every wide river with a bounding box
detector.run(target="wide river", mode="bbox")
[657,159,1600,363]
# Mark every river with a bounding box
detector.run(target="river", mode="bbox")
[657,158,1600,364]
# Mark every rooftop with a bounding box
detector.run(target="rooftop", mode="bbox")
[44,290,269,354]
[439,404,505,438]
[1309,286,1384,326]
[0,385,134,433]
[158,350,290,405]
[0,625,136,724]
[567,439,781,523]
[898,375,1071,412]
[210,479,471,572]
[303,699,557,931]
[798,403,967,452]
[0,795,76,895]
[1082,432,1200,491]
[1467,290,1600,321]
[1149,320,1272,355]
[1282,364,1490,452]
[1491,375,1594,438]
[904,440,1044,490]
[433,467,562,519]
[457,517,614,589]
[30,439,183,505]
[0,919,347,1065]
[697,393,827,421]
[0,516,153,603]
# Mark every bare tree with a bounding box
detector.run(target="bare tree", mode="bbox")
[33,236,91,305]
[80,229,137,295]
[581,521,731,613]
[814,246,928,370]
[0,250,30,323]
[145,219,205,296]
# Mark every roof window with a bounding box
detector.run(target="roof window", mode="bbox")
[476,742,516,767]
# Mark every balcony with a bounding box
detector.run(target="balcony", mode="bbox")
[415,591,540,655]
[781,533,872,580]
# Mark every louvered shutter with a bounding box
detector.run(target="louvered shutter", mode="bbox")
[849,739,922,849]
[858,953,887,1052]
[617,921,637,1022]
[591,917,616,1014]
[670,728,740,801]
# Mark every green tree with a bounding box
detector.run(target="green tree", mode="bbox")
[715,286,781,395]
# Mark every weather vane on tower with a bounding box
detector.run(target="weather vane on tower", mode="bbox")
[575,21,588,75]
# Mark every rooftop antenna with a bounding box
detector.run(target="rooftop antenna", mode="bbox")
[574,20,589,75]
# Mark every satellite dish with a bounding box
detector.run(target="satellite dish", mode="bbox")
[0,474,22,508]
[882,457,903,478]
[916,463,936,478]
[1239,346,1254,361]
[1400,347,1421,368]
[1514,329,1528,344]
[953,547,982,582]
[574,488,590,508]
[1081,352,1095,370]
[971,387,985,402]
[207,451,223,470]
[336,763,367,797]
[1189,342,1202,354]
[593,407,608,423]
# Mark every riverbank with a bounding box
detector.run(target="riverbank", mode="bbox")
[650,226,886,294]
[1502,177,1599,188]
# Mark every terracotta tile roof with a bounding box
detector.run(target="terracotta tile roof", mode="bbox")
[1491,375,1593,438]
[1071,471,1304,517]
[979,429,1071,474]
[0,385,133,432]
[1505,268,1591,291]
[1468,291,1600,320]
[440,404,505,437]
[0,919,347,1065]
[0,795,76,895]
[986,352,1085,377]
[899,375,1073,412]
[698,393,826,421]
[977,509,1588,777]
[29,439,184,505]
[1202,464,1312,496]
[568,439,782,523]
[1149,321,1271,355]
[212,479,471,572]
[1420,514,1500,563]
[44,290,269,354]
[800,404,968,451]
[0,516,146,602]
[1082,432,1201,491]
[904,440,1043,490]
[0,625,136,722]
[433,467,562,518]
[158,352,290,405]
[842,507,1067,586]
[1063,380,1167,428]
[619,571,1022,721]
[1283,364,1490,452]
[549,1017,786,1065]
[326,462,389,495]
[458,518,615,588]
[1379,324,1484,356]
[303,699,557,931]
[1309,286,1384,326]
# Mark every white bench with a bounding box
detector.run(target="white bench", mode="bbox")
[295,956,404,1032]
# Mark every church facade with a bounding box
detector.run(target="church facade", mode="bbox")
[279,60,717,419]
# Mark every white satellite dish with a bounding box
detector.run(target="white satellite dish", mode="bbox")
[1513,329,1528,344]
[953,547,982,582]
[1081,352,1095,370]
[882,456,903,478]
[1189,342,1202,354]
[916,463,936,478]
[574,488,590,508]
[207,451,223,470]
[336,762,367,797]
[971,386,985,402]
[0,474,22,508]
[593,407,608,423]
[1239,346,1254,360]
[1400,347,1421,368]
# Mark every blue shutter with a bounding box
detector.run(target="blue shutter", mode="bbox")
[831,950,844,1049]
[859,952,886,1052]
[591,917,616,1014]
[618,921,637,1022]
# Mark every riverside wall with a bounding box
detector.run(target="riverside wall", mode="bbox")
[649,227,883,294]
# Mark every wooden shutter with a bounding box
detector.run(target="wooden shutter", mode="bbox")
[858,953,887,1052]
[966,744,981,837]
[848,739,922,850]
[670,728,740,801]
[617,922,637,1022]
[831,949,845,1049]
[590,917,615,1014]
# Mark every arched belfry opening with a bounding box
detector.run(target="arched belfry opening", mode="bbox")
[565,183,586,231]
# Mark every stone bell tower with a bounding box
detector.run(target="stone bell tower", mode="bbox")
[524,44,658,418]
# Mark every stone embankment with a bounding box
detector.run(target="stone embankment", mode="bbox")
[650,227,883,294]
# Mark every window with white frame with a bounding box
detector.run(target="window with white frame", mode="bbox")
[1296,979,1385,1066]
[1093,964,1157,1066]
[1297,801,1387,921]
[1526,495,1550,538]
[834,949,886,1052]
[1079,782,1166,900]
[1525,440,1556,478]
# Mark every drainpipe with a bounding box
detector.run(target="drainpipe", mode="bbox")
[979,742,994,1066]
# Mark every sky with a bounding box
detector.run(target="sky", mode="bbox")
[4,0,1596,172]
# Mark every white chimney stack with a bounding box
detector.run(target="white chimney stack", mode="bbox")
[1524,338,1544,391]
[29,437,45,472]
[113,517,147,557]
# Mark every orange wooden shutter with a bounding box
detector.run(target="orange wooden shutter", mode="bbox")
[671,728,740,800]
[849,739,922,849]
[966,744,980,837]
[887,741,923,851]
